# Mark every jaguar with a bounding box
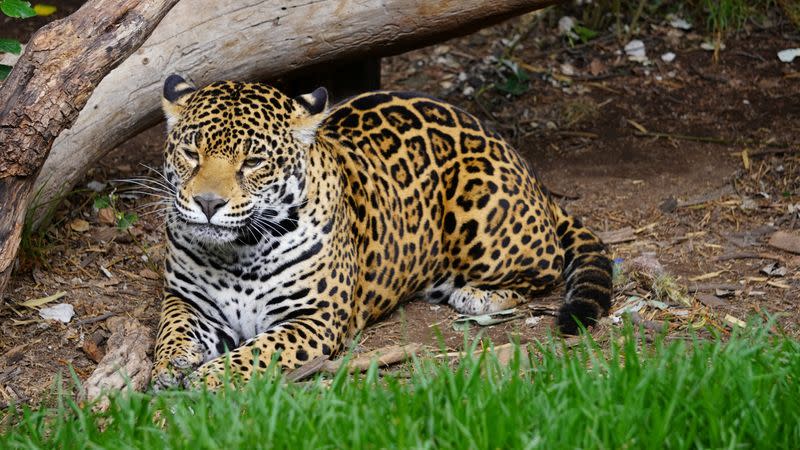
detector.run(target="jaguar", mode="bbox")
[151,74,613,389]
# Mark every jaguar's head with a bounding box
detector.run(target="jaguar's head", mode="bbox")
[160,75,328,245]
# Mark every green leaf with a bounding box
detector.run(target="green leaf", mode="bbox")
[573,24,598,43]
[1,0,37,18]
[0,64,10,80]
[0,38,21,54]
[116,211,138,230]
[495,73,529,96]
[495,59,530,96]
[93,195,111,210]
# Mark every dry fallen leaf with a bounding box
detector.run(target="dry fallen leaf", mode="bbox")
[139,268,160,280]
[768,231,800,254]
[69,218,91,232]
[18,291,66,308]
[82,335,106,364]
[97,207,116,226]
[588,58,605,76]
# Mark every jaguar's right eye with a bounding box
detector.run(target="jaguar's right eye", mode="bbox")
[182,147,199,162]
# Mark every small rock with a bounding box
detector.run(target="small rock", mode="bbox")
[625,253,665,278]
[525,316,543,327]
[559,63,575,76]
[86,181,107,192]
[661,52,676,63]
[659,196,678,213]
[39,303,75,323]
[778,48,800,63]
[700,42,725,51]
[760,262,787,277]
[697,294,725,308]
[558,16,576,36]
[624,40,647,62]
[668,16,692,30]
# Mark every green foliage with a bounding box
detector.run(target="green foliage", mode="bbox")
[2,324,799,448]
[115,211,139,231]
[93,193,139,230]
[0,0,36,18]
[92,194,112,210]
[703,0,750,34]
[0,38,22,54]
[572,24,599,43]
[0,0,36,81]
[18,183,68,268]
[494,59,530,96]
[561,0,779,42]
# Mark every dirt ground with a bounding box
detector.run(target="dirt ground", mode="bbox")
[1,9,799,407]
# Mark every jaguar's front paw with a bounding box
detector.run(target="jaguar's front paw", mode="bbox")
[152,345,205,391]
[184,360,227,391]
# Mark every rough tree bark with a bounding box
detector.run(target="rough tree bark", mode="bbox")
[34,0,557,218]
[0,0,181,299]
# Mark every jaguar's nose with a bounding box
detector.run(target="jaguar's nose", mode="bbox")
[193,193,229,221]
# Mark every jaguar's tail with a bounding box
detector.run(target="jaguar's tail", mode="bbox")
[549,202,613,334]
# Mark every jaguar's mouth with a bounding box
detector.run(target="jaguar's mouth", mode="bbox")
[178,221,241,244]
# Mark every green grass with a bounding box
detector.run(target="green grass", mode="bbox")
[2,325,799,449]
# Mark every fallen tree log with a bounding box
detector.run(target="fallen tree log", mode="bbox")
[34,0,556,219]
[0,0,180,299]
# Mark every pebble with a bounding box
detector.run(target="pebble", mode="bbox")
[777,48,800,63]
[558,16,576,36]
[624,40,647,62]
[668,17,692,30]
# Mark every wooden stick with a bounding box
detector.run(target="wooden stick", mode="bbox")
[633,131,795,149]
[287,343,423,382]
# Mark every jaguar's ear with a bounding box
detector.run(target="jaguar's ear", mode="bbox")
[162,74,197,129]
[292,87,329,145]
[295,86,329,116]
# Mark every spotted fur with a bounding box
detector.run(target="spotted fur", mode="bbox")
[151,76,613,389]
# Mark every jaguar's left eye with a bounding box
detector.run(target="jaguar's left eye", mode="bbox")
[242,157,266,169]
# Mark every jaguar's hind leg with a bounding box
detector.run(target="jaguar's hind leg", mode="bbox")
[448,286,527,316]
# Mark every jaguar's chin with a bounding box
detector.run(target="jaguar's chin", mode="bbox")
[179,222,240,245]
